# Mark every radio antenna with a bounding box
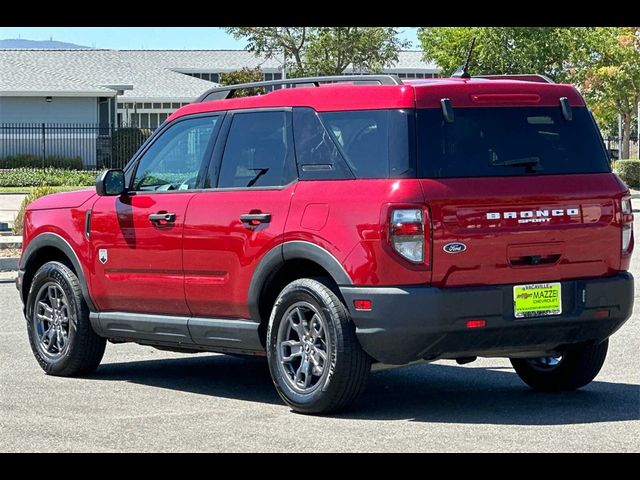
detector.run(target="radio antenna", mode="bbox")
[452,37,476,79]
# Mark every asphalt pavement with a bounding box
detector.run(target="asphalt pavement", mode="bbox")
[1,225,639,452]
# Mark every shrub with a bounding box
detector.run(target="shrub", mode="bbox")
[111,127,151,168]
[0,168,97,187]
[13,185,60,235]
[613,160,640,188]
[0,154,83,170]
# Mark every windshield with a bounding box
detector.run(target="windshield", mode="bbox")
[417,107,611,178]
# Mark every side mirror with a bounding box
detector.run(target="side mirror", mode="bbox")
[96,169,126,196]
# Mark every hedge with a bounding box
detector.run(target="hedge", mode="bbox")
[613,160,640,189]
[111,127,151,168]
[0,168,97,187]
[0,154,83,170]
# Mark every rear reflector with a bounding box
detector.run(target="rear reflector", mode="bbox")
[466,319,486,329]
[354,299,372,311]
[622,223,633,252]
[594,309,609,319]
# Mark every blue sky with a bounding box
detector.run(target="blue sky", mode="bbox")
[0,27,419,50]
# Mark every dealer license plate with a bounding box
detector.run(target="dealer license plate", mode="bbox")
[513,283,562,318]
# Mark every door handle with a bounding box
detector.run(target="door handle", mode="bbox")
[240,212,271,227]
[149,212,176,224]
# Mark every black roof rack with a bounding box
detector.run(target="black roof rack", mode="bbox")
[475,74,555,84]
[196,74,404,102]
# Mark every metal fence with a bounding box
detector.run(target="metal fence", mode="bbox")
[0,123,153,170]
[603,136,639,160]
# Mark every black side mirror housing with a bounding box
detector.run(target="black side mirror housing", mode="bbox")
[96,169,126,196]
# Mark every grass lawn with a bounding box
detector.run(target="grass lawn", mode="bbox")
[0,186,93,194]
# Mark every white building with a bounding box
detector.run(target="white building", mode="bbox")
[1,49,439,129]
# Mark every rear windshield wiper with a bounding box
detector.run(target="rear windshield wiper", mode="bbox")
[491,157,542,172]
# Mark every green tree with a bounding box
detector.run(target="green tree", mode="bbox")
[578,28,640,159]
[417,27,590,81]
[225,27,409,77]
[219,67,266,97]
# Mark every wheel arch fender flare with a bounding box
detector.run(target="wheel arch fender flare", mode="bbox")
[20,232,96,311]
[248,241,353,322]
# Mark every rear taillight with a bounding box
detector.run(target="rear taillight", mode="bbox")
[621,196,634,254]
[390,209,425,263]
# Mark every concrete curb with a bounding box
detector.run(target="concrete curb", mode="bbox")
[0,257,19,272]
[0,271,17,283]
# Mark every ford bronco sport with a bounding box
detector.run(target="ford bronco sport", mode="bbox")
[17,74,634,414]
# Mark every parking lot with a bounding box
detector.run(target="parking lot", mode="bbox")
[1,223,639,452]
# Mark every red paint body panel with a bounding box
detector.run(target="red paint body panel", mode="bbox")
[284,180,430,286]
[27,188,96,210]
[421,173,627,287]
[89,192,194,315]
[23,204,94,293]
[182,186,295,319]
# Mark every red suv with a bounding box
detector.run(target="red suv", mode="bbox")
[17,74,634,414]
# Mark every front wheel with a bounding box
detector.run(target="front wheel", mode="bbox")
[510,340,608,392]
[26,261,106,376]
[266,278,371,415]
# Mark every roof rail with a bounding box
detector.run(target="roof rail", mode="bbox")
[196,74,404,102]
[475,74,555,84]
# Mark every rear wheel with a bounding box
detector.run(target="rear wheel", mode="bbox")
[26,261,106,376]
[266,278,371,414]
[510,340,608,392]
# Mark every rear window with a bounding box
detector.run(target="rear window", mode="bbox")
[417,107,611,178]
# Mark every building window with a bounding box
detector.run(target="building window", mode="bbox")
[143,103,152,109]
[159,113,169,124]
[172,103,181,109]
[149,113,159,129]
[140,113,149,128]
[125,103,133,109]
[181,103,189,107]
[264,73,273,81]
[152,103,161,109]
[117,102,124,109]
[211,73,219,83]
[136,103,144,109]
[162,103,171,109]
[274,73,282,80]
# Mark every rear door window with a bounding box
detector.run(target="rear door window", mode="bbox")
[417,107,610,178]
[217,111,296,188]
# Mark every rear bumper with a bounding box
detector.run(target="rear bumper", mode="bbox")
[340,272,634,364]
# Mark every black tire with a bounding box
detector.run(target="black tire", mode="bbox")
[266,278,371,415]
[510,340,609,392]
[26,261,106,376]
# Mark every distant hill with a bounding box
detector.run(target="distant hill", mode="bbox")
[0,38,91,49]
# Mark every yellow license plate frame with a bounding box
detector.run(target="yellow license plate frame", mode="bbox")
[513,282,562,318]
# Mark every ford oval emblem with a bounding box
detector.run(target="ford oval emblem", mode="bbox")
[443,242,467,254]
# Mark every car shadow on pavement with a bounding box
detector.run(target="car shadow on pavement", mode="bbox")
[95,353,282,406]
[93,354,639,425]
[345,362,640,425]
